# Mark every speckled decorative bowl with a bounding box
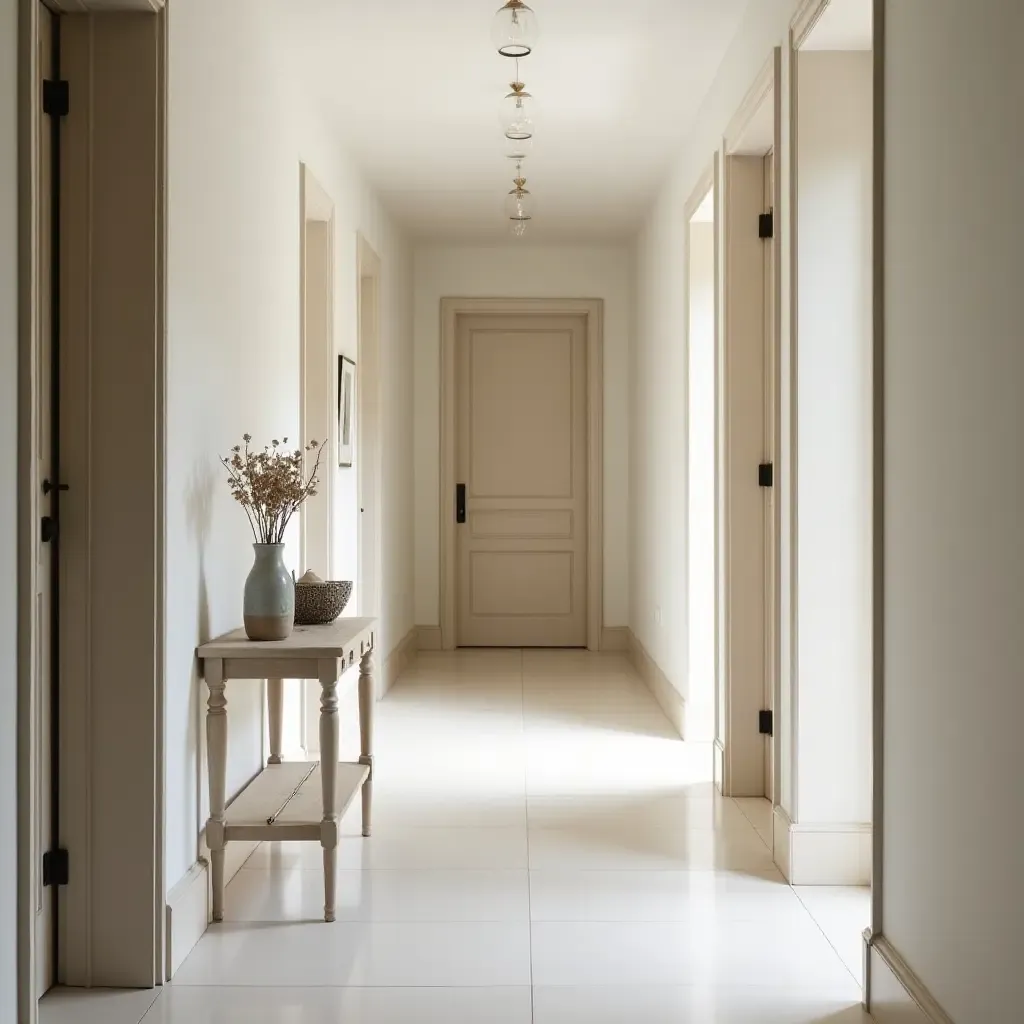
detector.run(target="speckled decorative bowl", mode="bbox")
[294,578,352,626]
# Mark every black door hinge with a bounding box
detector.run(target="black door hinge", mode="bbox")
[758,462,774,488]
[455,483,466,524]
[43,848,69,887]
[40,516,58,543]
[42,79,69,118]
[758,210,774,240]
[759,710,773,737]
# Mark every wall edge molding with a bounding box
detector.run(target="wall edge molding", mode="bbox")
[626,630,684,738]
[866,934,954,1024]
[383,626,418,695]
[601,625,630,652]
[416,625,443,651]
[773,811,872,885]
[166,838,257,978]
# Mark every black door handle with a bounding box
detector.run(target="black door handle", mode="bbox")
[456,484,466,524]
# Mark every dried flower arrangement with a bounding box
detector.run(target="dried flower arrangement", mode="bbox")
[220,434,324,545]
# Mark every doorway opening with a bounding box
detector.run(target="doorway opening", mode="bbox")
[294,164,335,761]
[685,173,717,743]
[788,0,874,987]
[356,237,383,627]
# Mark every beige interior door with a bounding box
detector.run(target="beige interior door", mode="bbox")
[763,148,777,804]
[456,313,588,647]
[34,0,56,995]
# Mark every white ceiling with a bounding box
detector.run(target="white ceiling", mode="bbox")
[803,0,872,51]
[274,0,748,244]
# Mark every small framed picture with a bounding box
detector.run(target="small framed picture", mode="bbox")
[338,355,356,468]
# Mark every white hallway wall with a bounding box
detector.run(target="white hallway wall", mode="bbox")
[878,1,1024,1019]
[633,0,799,757]
[165,0,413,895]
[793,51,873,830]
[413,245,632,631]
[0,0,19,1014]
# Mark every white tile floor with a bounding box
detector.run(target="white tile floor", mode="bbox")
[42,649,872,1023]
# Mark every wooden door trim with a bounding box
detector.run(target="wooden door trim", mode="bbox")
[440,298,604,651]
[16,2,46,1015]
[790,0,833,51]
[18,6,168,1005]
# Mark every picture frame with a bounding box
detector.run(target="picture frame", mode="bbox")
[338,354,356,468]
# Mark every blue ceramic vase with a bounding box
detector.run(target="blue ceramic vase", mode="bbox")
[243,544,294,641]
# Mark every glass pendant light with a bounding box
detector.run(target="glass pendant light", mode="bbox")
[501,80,536,141]
[491,0,539,59]
[505,166,533,236]
[505,133,532,162]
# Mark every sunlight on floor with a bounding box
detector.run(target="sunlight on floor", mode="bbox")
[42,650,871,1023]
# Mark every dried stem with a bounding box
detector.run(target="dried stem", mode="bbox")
[220,434,324,546]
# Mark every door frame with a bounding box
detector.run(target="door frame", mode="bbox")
[439,297,604,652]
[17,3,168,1012]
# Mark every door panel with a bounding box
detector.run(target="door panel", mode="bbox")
[35,0,56,995]
[456,314,587,647]
[763,148,777,804]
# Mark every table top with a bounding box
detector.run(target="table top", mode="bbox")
[197,617,376,661]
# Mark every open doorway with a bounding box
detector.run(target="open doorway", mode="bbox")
[787,0,874,989]
[293,164,336,761]
[685,170,717,743]
[356,237,382,627]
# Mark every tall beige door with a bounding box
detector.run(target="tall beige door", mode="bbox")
[456,313,588,647]
[762,148,777,804]
[34,0,56,995]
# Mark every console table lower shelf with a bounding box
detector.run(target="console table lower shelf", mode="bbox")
[224,761,369,842]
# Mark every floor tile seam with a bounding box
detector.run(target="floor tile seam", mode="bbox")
[164,982,536,990]
[518,649,538,1024]
[790,888,864,988]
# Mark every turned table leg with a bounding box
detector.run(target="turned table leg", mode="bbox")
[358,647,375,838]
[318,658,340,923]
[267,677,283,765]
[205,659,228,922]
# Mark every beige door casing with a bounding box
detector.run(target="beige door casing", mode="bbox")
[440,298,604,652]
[455,313,589,648]
[19,6,168,1014]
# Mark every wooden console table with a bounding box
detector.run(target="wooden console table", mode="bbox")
[197,618,376,923]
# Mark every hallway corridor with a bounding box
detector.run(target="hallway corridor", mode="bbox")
[44,650,869,1023]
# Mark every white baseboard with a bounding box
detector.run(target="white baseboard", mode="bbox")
[866,934,954,1024]
[600,626,630,652]
[626,630,684,738]
[771,807,871,885]
[416,625,442,651]
[165,836,259,978]
[383,627,418,695]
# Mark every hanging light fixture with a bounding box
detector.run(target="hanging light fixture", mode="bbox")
[506,164,532,236]
[491,0,538,59]
[500,77,536,141]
